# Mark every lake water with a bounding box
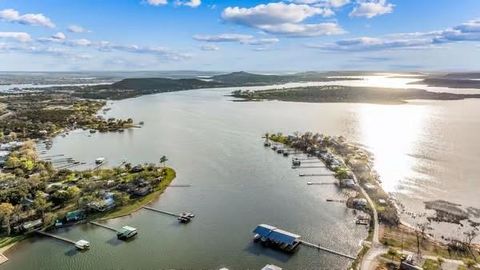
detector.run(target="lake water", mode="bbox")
[3,75,480,269]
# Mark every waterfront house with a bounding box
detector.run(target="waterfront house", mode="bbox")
[352,198,368,209]
[340,178,356,189]
[21,219,43,231]
[66,210,86,222]
[87,194,116,212]
[253,224,301,253]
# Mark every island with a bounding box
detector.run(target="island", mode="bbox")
[414,73,480,89]
[231,85,480,104]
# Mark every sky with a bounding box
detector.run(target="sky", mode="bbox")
[0,0,480,72]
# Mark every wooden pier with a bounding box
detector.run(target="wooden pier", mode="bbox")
[299,240,356,260]
[168,184,191,188]
[299,173,333,177]
[307,182,336,185]
[142,206,181,217]
[90,221,118,232]
[36,230,78,245]
[294,166,326,169]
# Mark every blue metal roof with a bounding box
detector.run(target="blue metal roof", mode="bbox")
[268,229,300,245]
[253,224,276,237]
[253,224,300,245]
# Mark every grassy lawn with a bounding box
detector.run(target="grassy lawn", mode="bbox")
[98,167,176,221]
[0,235,28,251]
[423,258,441,270]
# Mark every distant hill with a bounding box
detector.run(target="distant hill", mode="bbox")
[110,78,223,90]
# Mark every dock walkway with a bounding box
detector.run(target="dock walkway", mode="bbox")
[142,206,180,217]
[299,173,333,177]
[300,240,356,260]
[36,230,77,245]
[90,221,118,232]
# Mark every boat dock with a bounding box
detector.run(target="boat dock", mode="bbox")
[299,240,356,260]
[36,230,90,249]
[168,184,192,188]
[142,206,195,223]
[293,166,326,169]
[307,182,336,185]
[299,173,333,177]
[142,206,181,217]
[36,230,78,245]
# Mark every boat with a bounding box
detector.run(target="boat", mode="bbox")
[283,152,289,157]
[264,141,271,147]
[116,226,138,240]
[75,240,90,250]
[95,157,105,165]
[292,159,301,166]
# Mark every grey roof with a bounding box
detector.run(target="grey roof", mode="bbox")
[253,224,300,246]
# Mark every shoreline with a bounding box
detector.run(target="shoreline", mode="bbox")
[0,167,176,263]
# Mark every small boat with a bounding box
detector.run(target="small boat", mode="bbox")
[75,240,90,250]
[283,152,289,157]
[264,141,271,147]
[95,157,105,165]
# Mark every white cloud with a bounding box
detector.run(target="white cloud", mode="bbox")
[258,22,344,37]
[0,9,55,28]
[193,33,280,46]
[67,38,92,47]
[221,2,344,37]
[200,44,219,51]
[309,19,480,52]
[52,32,66,40]
[349,0,394,18]
[68,25,90,33]
[193,33,254,43]
[145,0,168,6]
[0,32,32,42]
[176,0,201,8]
[291,0,350,8]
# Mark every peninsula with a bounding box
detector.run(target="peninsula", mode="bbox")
[231,85,480,104]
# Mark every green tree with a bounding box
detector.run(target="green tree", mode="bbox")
[159,155,168,168]
[66,186,81,200]
[0,203,14,235]
[33,191,50,219]
[387,248,398,260]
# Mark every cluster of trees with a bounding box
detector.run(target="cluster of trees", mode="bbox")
[0,93,135,140]
[0,143,170,236]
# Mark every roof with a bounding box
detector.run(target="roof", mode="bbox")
[261,264,282,270]
[268,229,300,246]
[253,224,276,236]
[122,226,137,232]
[253,224,300,246]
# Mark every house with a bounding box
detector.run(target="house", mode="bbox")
[130,186,152,197]
[88,197,115,212]
[66,210,86,222]
[21,219,43,231]
[340,178,356,189]
[352,198,368,209]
